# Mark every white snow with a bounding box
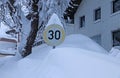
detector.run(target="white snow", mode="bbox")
[109,46,120,59]
[0,34,120,78]
[0,22,17,55]
[0,22,17,40]
[59,34,108,54]
[46,13,63,27]
[16,0,30,16]
[0,22,10,38]
[0,48,16,55]
[21,5,29,16]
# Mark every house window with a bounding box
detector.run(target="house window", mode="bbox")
[112,29,120,46]
[113,0,120,13]
[80,16,85,28]
[94,8,101,21]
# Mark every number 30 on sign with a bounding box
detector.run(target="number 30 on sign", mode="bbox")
[43,24,65,46]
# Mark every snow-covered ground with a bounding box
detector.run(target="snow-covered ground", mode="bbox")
[109,46,120,59]
[58,34,108,54]
[0,34,120,78]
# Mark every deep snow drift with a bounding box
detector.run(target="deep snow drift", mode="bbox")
[58,34,108,53]
[0,34,120,78]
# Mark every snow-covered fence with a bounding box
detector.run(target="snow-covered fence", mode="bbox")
[0,38,17,54]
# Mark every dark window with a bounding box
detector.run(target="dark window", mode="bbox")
[94,8,101,21]
[80,16,85,28]
[113,29,120,46]
[113,0,120,13]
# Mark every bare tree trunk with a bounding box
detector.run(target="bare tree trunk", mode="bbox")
[22,0,39,57]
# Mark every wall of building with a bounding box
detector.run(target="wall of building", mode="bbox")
[64,23,74,35]
[74,0,120,51]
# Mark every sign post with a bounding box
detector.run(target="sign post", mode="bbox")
[43,13,65,48]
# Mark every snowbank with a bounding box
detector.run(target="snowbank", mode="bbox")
[109,46,120,59]
[59,34,108,54]
[0,34,120,78]
[36,47,120,78]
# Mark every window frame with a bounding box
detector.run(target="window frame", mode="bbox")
[94,7,101,21]
[112,0,120,13]
[112,29,120,46]
[79,15,85,28]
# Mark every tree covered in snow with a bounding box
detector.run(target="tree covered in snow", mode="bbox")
[21,0,39,57]
[64,0,82,23]
[0,0,73,57]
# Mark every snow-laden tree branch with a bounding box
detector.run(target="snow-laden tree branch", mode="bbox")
[0,0,71,57]
[22,0,39,57]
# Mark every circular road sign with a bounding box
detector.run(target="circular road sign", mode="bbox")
[43,24,65,46]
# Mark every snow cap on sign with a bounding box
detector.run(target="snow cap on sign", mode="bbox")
[46,13,63,28]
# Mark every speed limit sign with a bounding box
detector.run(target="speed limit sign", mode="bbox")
[43,24,65,46]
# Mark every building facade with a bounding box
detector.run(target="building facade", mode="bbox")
[66,0,120,51]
